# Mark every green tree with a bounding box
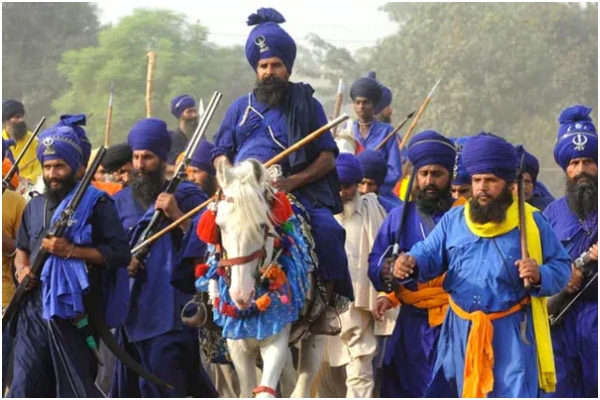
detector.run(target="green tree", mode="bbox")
[2,2,100,125]
[53,8,255,146]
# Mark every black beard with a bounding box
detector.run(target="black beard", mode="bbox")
[376,113,392,124]
[130,166,165,209]
[44,172,78,203]
[416,184,453,215]
[182,118,198,137]
[566,172,598,220]
[12,121,27,141]
[255,76,288,107]
[469,184,514,224]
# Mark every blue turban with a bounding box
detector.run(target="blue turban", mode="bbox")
[246,8,296,74]
[366,71,393,115]
[336,152,363,185]
[127,118,172,161]
[357,149,387,187]
[514,145,540,183]
[171,94,196,119]
[554,105,598,170]
[408,130,456,173]
[2,99,24,121]
[52,114,91,165]
[190,140,215,175]
[350,77,382,105]
[462,132,517,183]
[36,126,83,173]
[451,136,471,186]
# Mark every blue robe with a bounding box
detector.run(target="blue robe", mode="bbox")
[378,191,402,213]
[543,197,598,398]
[111,183,217,398]
[368,201,449,398]
[353,120,405,196]
[9,190,130,397]
[405,206,571,397]
[212,90,353,300]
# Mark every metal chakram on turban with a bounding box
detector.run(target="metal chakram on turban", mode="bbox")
[554,105,598,171]
[451,136,471,186]
[462,132,517,183]
[36,126,83,172]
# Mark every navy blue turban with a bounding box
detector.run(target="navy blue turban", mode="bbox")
[554,105,598,171]
[2,99,24,121]
[514,145,540,183]
[336,152,364,185]
[451,136,471,186]
[246,8,297,74]
[357,149,387,187]
[52,114,91,166]
[37,126,83,173]
[102,143,132,173]
[190,140,215,175]
[408,130,456,173]
[350,77,382,105]
[171,94,196,119]
[462,132,517,183]
[366,71,393,115]
[128,118,172,161]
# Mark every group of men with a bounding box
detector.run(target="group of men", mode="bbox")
[1,6,597,399]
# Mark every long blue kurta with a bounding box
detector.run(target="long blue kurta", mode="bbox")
[353,120,405,196]
[111,183,217,398]
[404,206,571,397]
[211,90,353,300]
[10,190,130,397]
[543,197,598,398]
[368,201,449,398]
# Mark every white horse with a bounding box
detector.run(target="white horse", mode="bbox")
[209,158,325,398]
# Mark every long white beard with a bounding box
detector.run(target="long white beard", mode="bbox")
[342,192,361,219]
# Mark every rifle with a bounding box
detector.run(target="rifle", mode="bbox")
[132,91,223,259]
[2,116,46,194]
[516,150,531,288]
[548,250,596,325]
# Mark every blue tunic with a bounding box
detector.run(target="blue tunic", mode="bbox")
[368,201,449,398]
[378,191,403,213]
[543,197,598,398]
[406,206,571,397]
[9,190,130,397]
[212,90,353,300]
[353,120,405,196]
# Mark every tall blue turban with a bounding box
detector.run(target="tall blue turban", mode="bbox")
[2,99,24,121]
[171,94,196,119]
[367,71,393,115]
[53,114,91,166]
[408,130,456,173]
[514,145,540,183]
[36,126,83,173]
[357,149,387,187]
[462,132,517,183]
[451,136,471,186]
[350,77,382,105]
[190,140,215,175]
[128,118,172,161]
[336,152,364,185]
[246,8,297,74]
[554,105,598,170]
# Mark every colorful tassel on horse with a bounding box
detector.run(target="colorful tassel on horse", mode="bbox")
[271,191,293,225]
[195,263,209,278]
[255,294,272,312]
[197,210,219,244]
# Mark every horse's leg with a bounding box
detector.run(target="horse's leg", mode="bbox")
[290,334,326,398]
[227,338,259,398]
[278,348,297,397]
[256,325,291,398]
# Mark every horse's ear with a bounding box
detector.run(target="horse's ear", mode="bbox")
[248,159,267,186]
[216,157,235,189]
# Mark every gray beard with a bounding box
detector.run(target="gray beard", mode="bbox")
[342,192,361,219]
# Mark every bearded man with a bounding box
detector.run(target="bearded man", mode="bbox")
[167,94,199,173]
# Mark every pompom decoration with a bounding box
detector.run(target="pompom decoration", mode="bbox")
[195,263,209,278]
[279,295,289,305]
[197,210,219,244]
[271,191,293,225]
[255,294,272,312]
[247,7,286,26]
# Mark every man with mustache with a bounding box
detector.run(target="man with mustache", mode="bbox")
[543,105,598,398]
[368,130,457,398]
[167,94,199,175]
[186,140,218,198]
[357,149,402,212]
[211,7,353,342]
[101,142,134,186]
[8,126,130,397]
[392,132,571,397]
[1,99,41,183]
[110,118,217,398]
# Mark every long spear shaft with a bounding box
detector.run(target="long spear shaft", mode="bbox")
[375,110,416,151]
[104,82,114,147]
[146,51,156,118]
[331,78,345,137]
[131,114,350,254]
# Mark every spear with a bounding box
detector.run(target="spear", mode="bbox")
[146,51,156,118]
[331,78,345,137]
[104,82,114,147]
[375,110,416,151]
[131,114,351,254]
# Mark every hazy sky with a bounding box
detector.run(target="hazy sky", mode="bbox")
[97,1,397,52]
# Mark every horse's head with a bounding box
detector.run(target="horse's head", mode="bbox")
[216,158,274,310]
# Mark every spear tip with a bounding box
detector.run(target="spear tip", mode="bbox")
[407,110,416,118]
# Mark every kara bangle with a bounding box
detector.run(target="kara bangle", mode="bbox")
[65,244,76,259]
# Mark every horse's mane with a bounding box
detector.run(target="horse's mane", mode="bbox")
[218,159,275,246]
